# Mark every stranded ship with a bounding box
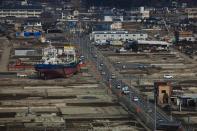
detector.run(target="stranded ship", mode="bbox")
[34,44,81,79]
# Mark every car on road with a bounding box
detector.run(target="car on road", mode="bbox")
[80,55,85,60]
[121,86,130,94]
[163,74,173,79]
[158,119,164,123]
[122,65,126,69]
[111,73,116,79]
[93,54,97,58]
[138,64,145,69]
[101,71,106,75]
[133,96,139,102]
[116,84,121,89]
[116,61,121,64]
[98,66,102,71]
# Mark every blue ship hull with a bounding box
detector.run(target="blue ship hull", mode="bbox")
[34,62,80,79]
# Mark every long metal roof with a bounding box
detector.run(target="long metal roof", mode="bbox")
[137,40,172,45]
[92,31,147,34]
[0,5,42,10]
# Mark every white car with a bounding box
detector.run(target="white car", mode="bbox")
[101,71,106,75]
[122,65,126,69]
[80,55,85,59]
[111,74,116,79]
[133,96,139,102]
[163,74,173,79]
[122,86,130,94]
[116,84,121,89]
[93,55,97,58]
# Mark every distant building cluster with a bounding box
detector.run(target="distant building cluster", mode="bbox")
[0,1,42,18]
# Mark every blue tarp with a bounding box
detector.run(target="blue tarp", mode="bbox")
[34,32,42,37]
[68,21,77,28]
[24,32,31,37]
[23,32,42,37]
[15,32,20,37]
[93,24,110,31]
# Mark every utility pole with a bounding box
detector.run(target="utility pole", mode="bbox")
[170,98,173,121]
[154,97,157,131]
[108,78,112,95]
[64,119,67,131]
[154,85,157,131]
[187,115,190,131]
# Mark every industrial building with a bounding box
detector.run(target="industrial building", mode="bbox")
[0,5,42,18]
[14,48,41,56]
[90,30,148,42]
[178,31,196,42]
[124,40,171,52]
[104,15,124,22]
[137,40,172,47]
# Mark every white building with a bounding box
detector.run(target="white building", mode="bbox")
[14,49,39,56]
[73,10,79,17]
[140,7,150,19]
[104,15,124,22]
[25,19,42,27]
[137,40,172,47]
[90,31,148,41]
[0,5,42,18]
[141,10,150,19]
[110,22,122,30]
[185,8,197,19]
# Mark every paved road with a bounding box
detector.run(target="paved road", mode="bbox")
[76,33,183,130]
[0,38,11,72]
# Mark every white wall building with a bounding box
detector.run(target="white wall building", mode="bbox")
[25,19,42,27]
[0,5,42,18]
[141,10,150,19]
[104,15,124,22]
[14,49,38,56]
[90,31,148,41]
[139,6,150,19]
[185,8,197,19]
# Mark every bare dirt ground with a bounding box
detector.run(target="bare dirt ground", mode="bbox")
[0,38,11,72]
